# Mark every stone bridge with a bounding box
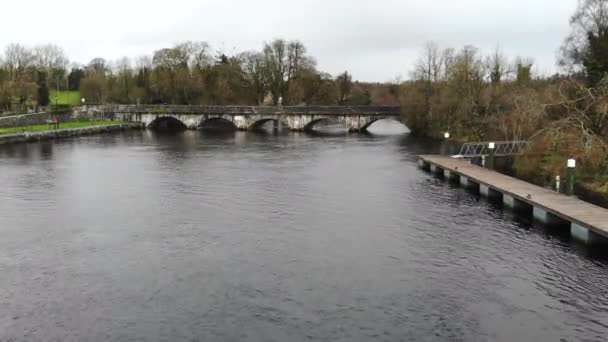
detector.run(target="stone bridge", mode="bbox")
[75,105,403,132]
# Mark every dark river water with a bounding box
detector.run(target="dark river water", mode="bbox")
[1,129,608,342]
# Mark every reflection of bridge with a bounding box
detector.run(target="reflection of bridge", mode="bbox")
[76,105,403,132]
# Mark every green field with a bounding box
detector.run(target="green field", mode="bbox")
[49,91,82,106]
[0,120,126,135]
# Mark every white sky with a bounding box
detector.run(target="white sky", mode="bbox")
[0,0,577,82]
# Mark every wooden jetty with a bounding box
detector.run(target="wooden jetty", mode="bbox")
[418,155,608,245]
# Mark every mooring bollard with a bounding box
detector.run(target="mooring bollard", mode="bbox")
[567,159,576,196]
[487,142,495,170]
[555,175,561,193]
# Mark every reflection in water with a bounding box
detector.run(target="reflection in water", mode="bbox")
[0,130,607,341]
[365,119,410,135]
[250,119,290,133]
[200,118,238,131]
[307,119,349,134]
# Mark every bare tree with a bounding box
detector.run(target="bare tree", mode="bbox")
[263,39,314,104]
[412,41,444,82]
[560,0,608,72]
[336,71,353,105]
[410,42,450,132]
[3,43,34,81]
[191,41,212,70]
[115,57,133,102]
[87,58,108,75]
[33,44,69,72]
[485,47,510,84]
[539,80,608,151]
[240,51,268,104]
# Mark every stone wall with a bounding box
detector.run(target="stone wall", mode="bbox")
[0,123,141,145]
[0,110,95,128]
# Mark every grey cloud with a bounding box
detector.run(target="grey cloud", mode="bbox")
[0,0,577,81]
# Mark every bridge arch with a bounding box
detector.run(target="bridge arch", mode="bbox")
[361,117,409,133]
[149,116,188,131]
[199,118,237,131]
[249,118,289,131]
[303,118,349,133]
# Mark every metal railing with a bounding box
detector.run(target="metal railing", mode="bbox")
[452,140,529,159]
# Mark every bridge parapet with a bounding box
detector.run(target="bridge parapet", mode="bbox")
[78,105,401,116]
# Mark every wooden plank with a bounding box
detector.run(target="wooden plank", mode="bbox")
[418,155,608,238]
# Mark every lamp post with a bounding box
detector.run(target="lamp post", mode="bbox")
[66,77,70,107]
[81,98,87,121]
[487,142,495,170]
[444,132,450,139]
[567,159,576,196]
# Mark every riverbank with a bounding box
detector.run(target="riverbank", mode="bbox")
[0,120,127,135]
[0,123,142,145]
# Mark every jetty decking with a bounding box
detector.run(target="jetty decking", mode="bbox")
[418,155,608,245]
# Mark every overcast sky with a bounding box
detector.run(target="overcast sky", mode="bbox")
[0,0,577,82]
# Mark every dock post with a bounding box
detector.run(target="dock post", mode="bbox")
[503,194,530,212]
[480,184,501,199]
[460,175,469,187]
[459,176,479,191]
[533,207,568,226]
[571,223,608,245]
[444,170,458,182]
[487,142,495,170]
[567,159,576,196]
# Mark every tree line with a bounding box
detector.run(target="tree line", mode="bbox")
[0,39,399,112]
[401,0,608,202]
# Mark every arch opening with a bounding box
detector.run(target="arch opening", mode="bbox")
[199,118,238,131]
[362,118,410,135]
[149,117,188,131]
[249,119,290,133]
[304,118,349,134]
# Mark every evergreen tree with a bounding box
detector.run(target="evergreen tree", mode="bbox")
[583,29,608,86]
[36,71,50,107]
[68,67,85,91]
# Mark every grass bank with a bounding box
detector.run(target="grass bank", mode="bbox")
[0,120,127,135]
[49,91,82,106]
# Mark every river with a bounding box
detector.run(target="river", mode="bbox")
[0,128,607,341]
